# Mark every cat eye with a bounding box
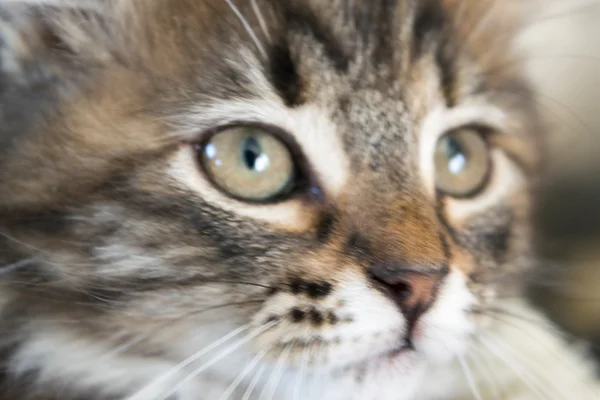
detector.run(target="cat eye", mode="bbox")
[434,128,491,197]
[198,126,296,202]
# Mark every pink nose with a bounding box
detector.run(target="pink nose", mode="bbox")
[370,263,447,334]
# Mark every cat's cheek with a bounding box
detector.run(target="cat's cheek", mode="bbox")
[413,271,476,364]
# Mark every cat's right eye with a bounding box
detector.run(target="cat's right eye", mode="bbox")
[434,128,491,198]
[197,126,296,202]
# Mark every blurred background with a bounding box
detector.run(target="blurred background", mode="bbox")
[519,0,600,362]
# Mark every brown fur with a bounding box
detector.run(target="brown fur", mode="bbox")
[0,1,589,400]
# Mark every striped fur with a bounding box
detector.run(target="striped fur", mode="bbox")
[0,1,597,399]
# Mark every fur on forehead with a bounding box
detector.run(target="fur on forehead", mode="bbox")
[0,0,533,128]
[0,0,529,77]
[0,0,533,213]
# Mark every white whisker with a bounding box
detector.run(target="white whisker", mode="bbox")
[241,361,268,400]
[294,344,310,400]
[463,0,502,48]
[0,232,53,257]
[218,350,266,400]
[489,305,577,343]
[314,342,327,400]
[458,353,483,400]
[157,321,278,400]
[485,330,572,399]
[250,0,271,42]
[263,344,292,400]
[104,332,153,358]
[477,334,556,400]
[0,258,34,277]
[308,345,318,400]
[0,232,103,268]
[468,347,502,400]
[224,0,267,59]
[127,324,250,400]
[486,308,600,396]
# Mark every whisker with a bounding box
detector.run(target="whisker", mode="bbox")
[0,232,54,256]
[458,353,483,400]
[241,361,267,400]
[224,0,267,59]
[218,350,266,400]
[264,344,292,400]
[294,345,310,400]
[462,0,502,48]
[487,329,577,399]
[102,300,266,359]
[250,0,271,43]
[478,269,600,303]
[467,349,502,400]
[476,306,552,330]
[0,232,114,269]
[477,333,559,400]
[0,259,35,277]
[479,305,584,344]
[0,233,101,268]
[474,305,600,350]
[157,321,278,400]
[479,307,600,392]
[477,337,546,399]
[127,324,251,400]
[314,341,328,400]
[195,279,278,291]
[475,307,598,348]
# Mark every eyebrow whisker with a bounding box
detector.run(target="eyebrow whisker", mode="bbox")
[224,0,268,60]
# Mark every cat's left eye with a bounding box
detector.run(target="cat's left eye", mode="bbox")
[197,126,296,202]
[434,128,491,198]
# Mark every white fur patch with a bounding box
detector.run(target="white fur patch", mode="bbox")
[246,270,476,400]
[416,271,476,364]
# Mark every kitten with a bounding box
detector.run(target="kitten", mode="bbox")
[0,0,598,399]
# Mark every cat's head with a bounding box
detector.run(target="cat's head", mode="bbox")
[0,1,542,399]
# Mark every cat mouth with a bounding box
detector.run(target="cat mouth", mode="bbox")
[349,341,417,374]
[380,342,415,361]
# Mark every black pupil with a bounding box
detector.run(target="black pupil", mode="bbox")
[242,136,262,171]
[445,136,467,174]
[446,136,462,157]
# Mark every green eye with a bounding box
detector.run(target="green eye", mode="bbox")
[434,129,490,197]
[199,126,296,202]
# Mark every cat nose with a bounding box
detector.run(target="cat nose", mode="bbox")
[369,263,447,331]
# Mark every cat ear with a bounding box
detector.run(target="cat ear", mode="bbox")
[0,0,111,85]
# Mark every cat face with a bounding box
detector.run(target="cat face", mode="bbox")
[0,1,541,399]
